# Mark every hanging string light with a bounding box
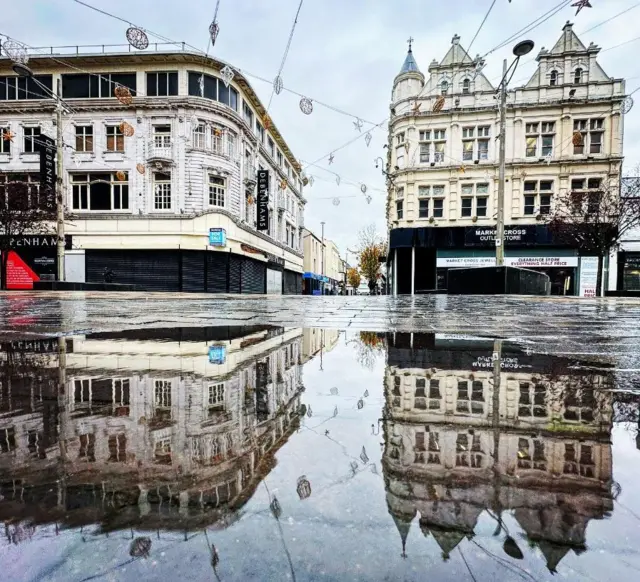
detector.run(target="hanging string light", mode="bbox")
[114,85,133,105]
[208,0,222,46]
[119,121,135,137]
[296,476,312,500]
[126,27,149,50]
[335,176,340,186]
[300,97,313,115]
[365,132,372,147]
[269,496,282,519]
[273,75,284,95]
[136,163,146,175]
[3,39,29,65]
[360,184,367,194]
[220,65,234,88]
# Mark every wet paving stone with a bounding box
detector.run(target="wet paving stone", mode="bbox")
[0,295,639,580]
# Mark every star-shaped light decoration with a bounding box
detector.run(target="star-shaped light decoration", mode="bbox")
[353,118,363,132]
[572,0,592,15]
[328,152,335,165]
[412,101,422,114]
[2,129,15,142]
[459,166,465,174]
[263,114,272,130]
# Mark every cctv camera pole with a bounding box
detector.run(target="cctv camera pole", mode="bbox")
[56,78,65,282]
[496,59,507,267]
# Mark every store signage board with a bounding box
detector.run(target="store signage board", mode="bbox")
[208,345,226,364]
[437,256,578,269]
[209,228,226,247]
[257,169,269,231]
[464,225,537,247]
[579,256,599,297]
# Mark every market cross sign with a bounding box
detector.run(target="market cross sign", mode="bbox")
[257,169,269,232]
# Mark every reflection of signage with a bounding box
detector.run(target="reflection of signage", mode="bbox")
[208,345,226,364]
[465,225,536,247]
[437,255,578,268]
[38,134,56,194]
[579,256,599,297]
[1,339,62,353]
[257,169,269,232]
[472,355,530,370]
[209,228,226,247]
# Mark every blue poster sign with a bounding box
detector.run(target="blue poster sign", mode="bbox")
[209,228,226,247]
[208,345,226,364]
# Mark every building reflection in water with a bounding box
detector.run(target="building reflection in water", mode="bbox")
[382,332,615,573]
[0,326,304,536]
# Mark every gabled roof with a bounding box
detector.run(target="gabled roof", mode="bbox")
[549,21,587,55]
[439,34,474,66]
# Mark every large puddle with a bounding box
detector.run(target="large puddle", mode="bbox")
[0,327,639,581]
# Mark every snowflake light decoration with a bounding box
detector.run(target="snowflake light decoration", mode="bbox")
[190,115,199,127]
[360,184,367,194]
[114,85,133,105]
[126,27,149,50]
[119,122,135,137]
[328,153,334,165]
[220,65,234,88]
[357,398,364,409]
[273,75,284,95]
[360,447,369,464]
[209,20,220,46]
[353,118,363,132]
[300,97,313,115]
[3,40,29,65]
[332,197,340,206]
[572,0,592,15]
[412,101,422,114]
[136,163,146,175]
[545,152,553,165]
[115,171,127,181]
[622,96,634,114]
[365,132,372,147]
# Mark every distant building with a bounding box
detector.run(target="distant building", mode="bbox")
[386,23,626,296]
[617,177,640,292]
[301,229,344,294]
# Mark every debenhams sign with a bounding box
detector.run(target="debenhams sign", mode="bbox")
[0,235,71,249]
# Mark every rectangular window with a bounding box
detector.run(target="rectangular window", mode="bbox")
[210,126,223,153]
[419,143,430,163]
[419,130,431,141]
[23,126,41,153]
[277,151,283,167]
[243,101,254,126]
[106,125,124,152]
[208,383,224,406]
[434,142,444,162]
[396,132,405,144]
[0,75,53,100]
[146,72,178,97]
[227,132,236,158]
[524,195,536,215]
[0,173,45,210]
[478,139,489,160]
[433,198,444,218]
[541,135,554,157]
[419,199,429,218]
[434,129,446,140]
[433,185,445,197]
[75,125,93,152]
[523,180,554,215]
[71,172,129,211]
[153,125,171,148]
[590,131,603,154]
[418,185,430,197]
[268,137,275,158]
[526,136,537,157]
[396,187,404,199]
[476,197,488,217]
[208,175,225,207]
[0,128,10,154]
[461,197,472,217]
[462,127,474,138]
[526,121,556,158]
[462,140,473,161]
[61,72,137,99]
[153,172,172,210]
[396,200,403,220]
[478,126,490,137]
[256,121,265,143]
[192,123,206,149]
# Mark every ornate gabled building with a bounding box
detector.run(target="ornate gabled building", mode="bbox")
[382,333,616,572]
[386,23,626,296]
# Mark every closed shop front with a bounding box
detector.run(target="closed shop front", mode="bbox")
[618,252,640,292]
[242,256,266,294]
[267,269,283,294]
[284,270,302,295]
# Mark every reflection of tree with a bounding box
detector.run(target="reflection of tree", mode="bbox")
[353,332,386,370]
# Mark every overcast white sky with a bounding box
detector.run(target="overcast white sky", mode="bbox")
[4,0,640,255]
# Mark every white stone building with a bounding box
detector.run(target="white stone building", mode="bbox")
[387,23,626,296]
[0,45,305,293]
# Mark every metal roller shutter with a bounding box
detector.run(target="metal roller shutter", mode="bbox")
[182,251,205,292]
[86,250,180,291]
[206,252,228,293]
[283,270,301,294]
[242,257,266,294]
[229,255,242,294]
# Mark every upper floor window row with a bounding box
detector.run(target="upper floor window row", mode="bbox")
[0,75,53,101]
[62,72,137,99]
[147,71,178,97]
[187,71,238,111]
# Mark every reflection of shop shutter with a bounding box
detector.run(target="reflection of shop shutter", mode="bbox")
[242,257,265,294]
[86,250,179,291]
[229,255,242,293]
[206,252,227,293]
[182,251,205,292]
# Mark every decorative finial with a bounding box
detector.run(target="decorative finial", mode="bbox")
[407,36,414,52]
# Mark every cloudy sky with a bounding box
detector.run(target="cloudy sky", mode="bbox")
[3,0,640,255]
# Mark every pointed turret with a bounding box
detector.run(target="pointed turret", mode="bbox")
[392,38,425,105]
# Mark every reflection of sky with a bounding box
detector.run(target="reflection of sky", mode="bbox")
[3,333,640,581]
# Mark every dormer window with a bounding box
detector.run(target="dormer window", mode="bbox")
[549,70,558,86]
[441,80,449,95]
[462,79,470,94]
[574,68,583,85]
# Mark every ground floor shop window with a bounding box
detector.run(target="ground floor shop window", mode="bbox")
[622,254,640,291]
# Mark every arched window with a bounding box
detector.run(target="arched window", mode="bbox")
[550,70,558,86]
[574,68,583,84]
[462,79,470,94]
[441,80,449,95]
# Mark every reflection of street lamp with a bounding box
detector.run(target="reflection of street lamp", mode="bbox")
[495,40,534,266]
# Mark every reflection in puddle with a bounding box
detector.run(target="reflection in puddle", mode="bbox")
[0,329,639,580]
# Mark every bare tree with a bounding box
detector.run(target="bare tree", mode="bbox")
[546,177,640,296]
[356,224,387,294]
[0,177,56,289]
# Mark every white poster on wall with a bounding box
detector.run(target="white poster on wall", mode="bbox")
[579,257,599,297]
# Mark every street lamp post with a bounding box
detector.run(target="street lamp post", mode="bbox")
[495,40,534,267]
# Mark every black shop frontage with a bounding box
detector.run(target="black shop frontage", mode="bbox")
[387,224,595,296]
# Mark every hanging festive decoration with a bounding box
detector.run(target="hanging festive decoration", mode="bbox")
[263,114,272,130]
[296,476,312,500]
[350,460,359,472]
[279,179,288,191]
[308,176,315,186]
[545,152,553,165]
[459,166,466,174]
[209,20,220,46]
[353,118,363,132]
[360,447,369,464]
[136,163,146,175]
[220,65,234,88]
[129,537,152,558]
[364,389,369,397]
[622,96,634,114]
[247,195,255,205]
[114,85,133,105]
[300,97,313,115]
[365,194,372,204]
[330,387,338,395]
[332,197,340,206]
[119,121,135,137]
[433,96,445,113]
[357,398,364,409]
[269,496,282,519]
[190,115,200,128]
[571,0,592,15]
[3,40,29,65]
[126,27,149,50]
[472,58,486,80]
[273,75,284,95]
[572,131,584,146]
[213,128,223,137]
[328,153,335,165]
[360,184,367,194]
[335,176,340,186]
[307,405,313,417]
[2,129,15,142]
[333,405,338,417]
[412,101,422,114]
[115,170,127,181]
[365,132,372,147]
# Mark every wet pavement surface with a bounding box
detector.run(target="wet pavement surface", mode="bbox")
[0,294,640,580]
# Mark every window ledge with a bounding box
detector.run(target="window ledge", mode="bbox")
[0,154,11,163]
[19,153,39,162]
[72,152,96,161]
[104,152,126,160]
